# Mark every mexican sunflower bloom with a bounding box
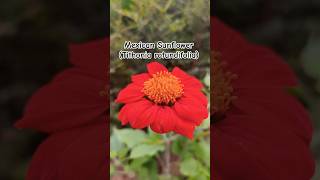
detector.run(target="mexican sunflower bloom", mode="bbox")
[212,17,315,180]
[115,62,208,139]
[14,39,109,180]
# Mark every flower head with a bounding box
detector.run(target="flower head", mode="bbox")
[116,62,208,139]
[14,39,109,180]
[212,17,315,179]
[143,71,184,105]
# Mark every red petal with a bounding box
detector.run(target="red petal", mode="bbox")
[25,122,107,180]
[214,112,315,180]
[183,88,208,107]
[147,62,168,75]
[213,127,271,180]
[115,83,144,104]
[173,97,208,126]
[211,17,297,88]
[172,67,203,89]
[150,106,176,133]
[212,17,314,179]
[234,88,313,144]
[118,104,130,125]
[230,46,297,88]
[131,73,150,85]
[118,100,153,129]
[174,116,196,139]
[69,38,108,80]
[14,68,107,133]
[133,104,160,129]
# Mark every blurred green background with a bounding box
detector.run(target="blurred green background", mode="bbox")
[110,0,210,179]
[216,0,320,179]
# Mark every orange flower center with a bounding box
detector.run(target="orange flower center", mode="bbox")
[212,52,237,117]
[143,71,184,105]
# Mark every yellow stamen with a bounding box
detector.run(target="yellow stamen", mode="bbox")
[212,52,237,115]
[143,71,184,105]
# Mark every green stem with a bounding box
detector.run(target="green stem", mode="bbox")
[163,134,171,178]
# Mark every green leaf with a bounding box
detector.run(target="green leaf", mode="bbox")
[198,116,210,129]
[171,140,182,155]
[118,148,129,159]
[203,72,210,87]
[130,144,164,159]
[198,140,210,166]
[121,0,132,10]
[171,137,188,155]
[132,161,158,180]
[129,157,150,170]
[110,132,124,152]
[169,19,187,32]
[147,128,163,143]
[110,151,117,159]
[110,164,115,175]
[115,129,147,148]
[159,175,180,180]
[180,158,199,177]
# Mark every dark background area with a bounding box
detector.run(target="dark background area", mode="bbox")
[1,0,320,179]
[216,0,320,179]
[0,0,107,179]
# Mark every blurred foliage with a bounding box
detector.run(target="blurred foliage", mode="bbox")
[110,0,210,179]
[110,0,210,112]
[217,0,320,179]
[111,120,210,180]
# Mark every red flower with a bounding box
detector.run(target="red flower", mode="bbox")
[116,62,208,139]
[14,39,109,180]
[212,17,315,179]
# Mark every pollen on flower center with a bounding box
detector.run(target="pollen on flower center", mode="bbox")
[143,71,184,105]
[212,52,237,116]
